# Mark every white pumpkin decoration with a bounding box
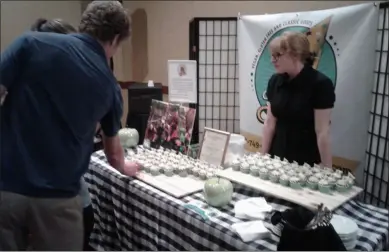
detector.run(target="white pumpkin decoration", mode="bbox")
[203,177,233,208]
[118,128,139,148]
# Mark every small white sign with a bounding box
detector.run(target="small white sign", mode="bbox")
[168,60,197,104]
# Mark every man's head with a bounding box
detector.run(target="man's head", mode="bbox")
[79,1,130,58]
[30,18,77,34]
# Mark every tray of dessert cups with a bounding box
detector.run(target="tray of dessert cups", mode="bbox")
[218,153,363,211]
[125,146,222,198]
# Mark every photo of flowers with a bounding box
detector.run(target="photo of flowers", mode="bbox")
[144,100,196,154]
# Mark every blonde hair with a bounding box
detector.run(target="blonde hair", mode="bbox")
[269,31,315,65]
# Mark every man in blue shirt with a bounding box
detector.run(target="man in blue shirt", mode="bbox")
[0,1,139,250]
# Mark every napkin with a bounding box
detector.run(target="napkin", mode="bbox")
[231,220,271,242]
[234,197,273,220]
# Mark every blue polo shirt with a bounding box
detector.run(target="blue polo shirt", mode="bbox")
[0,32,122,198]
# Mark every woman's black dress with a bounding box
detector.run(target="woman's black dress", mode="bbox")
[266,65,335,166]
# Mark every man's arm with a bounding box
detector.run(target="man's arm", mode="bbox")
[100,85,126,173]
[102,133,126,173]
[0,34,30,90]
[0,85,7,106]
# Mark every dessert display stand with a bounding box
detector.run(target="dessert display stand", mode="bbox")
[136,172,204,198]
[217,168,363,211]
[132,127,231,198]
[128,146,223,199]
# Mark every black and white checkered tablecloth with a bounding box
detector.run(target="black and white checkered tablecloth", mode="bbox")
[85,151,389,251]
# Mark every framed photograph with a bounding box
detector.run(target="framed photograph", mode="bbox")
[144,100,196,154]
[198,127,231,166]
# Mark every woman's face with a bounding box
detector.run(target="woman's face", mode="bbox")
[269,36,300,74]
[271,51,296,74]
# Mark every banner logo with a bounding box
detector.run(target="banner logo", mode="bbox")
[250,16,339,123]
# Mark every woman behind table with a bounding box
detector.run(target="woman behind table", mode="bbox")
[30,18,95,251]
[261,31,335,167]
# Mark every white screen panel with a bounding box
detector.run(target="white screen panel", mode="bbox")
[197,19,239,136]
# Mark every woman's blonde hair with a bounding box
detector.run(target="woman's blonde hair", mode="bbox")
[269,31,315,66]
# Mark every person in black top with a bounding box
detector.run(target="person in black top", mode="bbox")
[261,31,336,167]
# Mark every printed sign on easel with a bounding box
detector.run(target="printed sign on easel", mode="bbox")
[198,127,231,166]
[168,60,197,104]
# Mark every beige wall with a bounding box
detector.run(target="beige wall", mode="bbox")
[0,0,369,79]
[1,0,368,126]
[0,0,130,123]
[116,0,367,125]
[121,1,367,86]
[1,1,82,51]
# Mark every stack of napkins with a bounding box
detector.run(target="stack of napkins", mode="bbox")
[231,221,270,242]
[231,197,273,242]
[234,197,273,220]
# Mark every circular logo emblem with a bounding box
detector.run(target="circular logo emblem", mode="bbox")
[251,25,338,124]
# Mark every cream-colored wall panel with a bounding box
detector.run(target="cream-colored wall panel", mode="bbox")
[123,1,368,87]
[1,1,82,51]
[119,0,366,125]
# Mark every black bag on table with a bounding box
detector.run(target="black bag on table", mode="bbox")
[271,206,346,251]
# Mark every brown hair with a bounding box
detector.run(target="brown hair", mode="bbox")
[269,31,315,66]
[79,1,130,44]
[30,18,77,34]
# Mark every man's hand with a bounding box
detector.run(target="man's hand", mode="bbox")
[123,161,140,177]
[0,85,7,106]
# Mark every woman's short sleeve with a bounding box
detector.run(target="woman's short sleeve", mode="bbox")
[266,74,277,103]
[313,78,336,109]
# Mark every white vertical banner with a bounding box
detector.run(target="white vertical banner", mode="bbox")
[168,60,198,104]
[238,3,379,172]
